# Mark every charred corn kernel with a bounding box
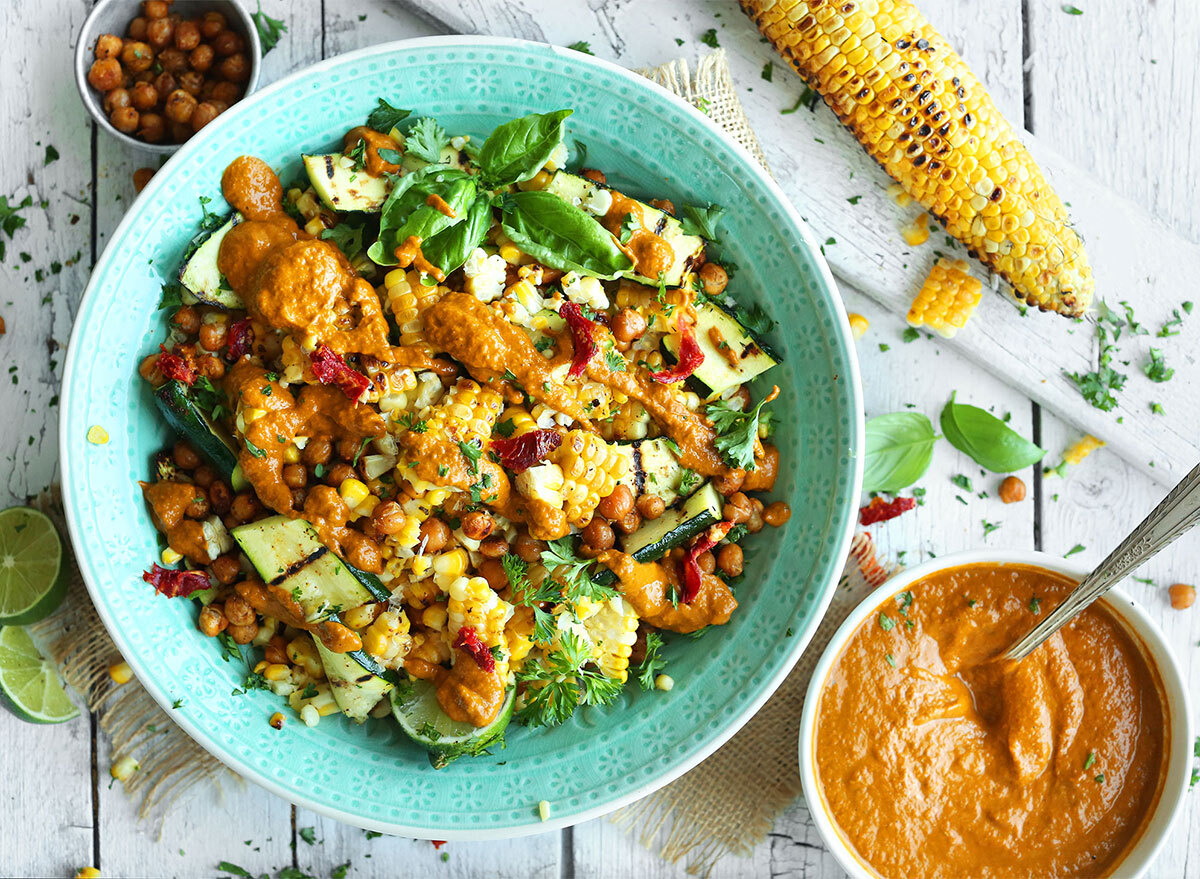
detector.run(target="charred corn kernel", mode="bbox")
[356,494,381,518]
[500,406,538,437]
[611,400,650,441]
[907,258,983,338]
[505,605,537,663]
[422,603,449,631]
[300,333,319,353]
[159,547,183,566]
[269,711,285,729]
[363,609,412,662]
[87,425,109,445]
[263,663,291,682]
[286,637,324,679]
[339,478,370,510]
[424,378,506,449]
[847,312,869,339]
[507,279,542,314]
[254,660,269,674]
[110,755,139,781]
[410,554,433,579]
[655,673,674,692]
[242,406,267,425]
[299,703,320,727]
[342,603,378,630]
[385,269,444,345]
[75,869,101,879]
[433,548,469,580]
[549,430,630,525]
[1063,434,1105,465]
[519,169,553,191]
[538,800,551,821]
[887,182,914,207]
[743,0,1092,317]
[901,213,930,246]
[108,661,133,685]
[583,596,640,682]
[283,444,301,464]
[304,216,327,237]
[499,243,522,264]
[447,575,513,648]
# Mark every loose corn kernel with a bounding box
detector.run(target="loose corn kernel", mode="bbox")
[159,547,183,566]
[433,548,469,579]
[847,312,869,339]
[107,661,133,685]
[300,704,320,727]
[538,800,552,821]
[269,711,285,729]
[654,674,675,692]
[410,554,433,579]
[907,258,983,338]
[300,333,319,353]
[263,663,291,682]
[110,755,139,782]
[1063,434,1105,465]
[900,212,930,246]
[87,425,109,445]
[286,637,324,679]
[253,660,269,674]
[283,444,301,464]
[341,603,379,630]
[887,182,914,207]
[499,243,522,264]
[76,869,101,879]
[519,169,553,191]
[422,603,448,631]
[339,478,370,510]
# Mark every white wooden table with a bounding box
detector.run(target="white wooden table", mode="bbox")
[2,1,1197,876]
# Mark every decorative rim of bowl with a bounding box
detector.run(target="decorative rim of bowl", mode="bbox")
[61,34,864,838]
[73,0,263,155]
[797,549,1194,879]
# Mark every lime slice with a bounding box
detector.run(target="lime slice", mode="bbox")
[0,625,80,724]
[0,507,68,626]
[392,678,513,769]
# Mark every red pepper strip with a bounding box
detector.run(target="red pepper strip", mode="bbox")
[452,625,496,673]
[309,344,370,403]
[225,318,254,363]
[142,563,211,598]
[490,429,563,474]
[157,345,196,386]
[680,520,735,604]
[559,302,600,378]
[650,323,704,384]
[431,841,447,850]
[858,496,917,526]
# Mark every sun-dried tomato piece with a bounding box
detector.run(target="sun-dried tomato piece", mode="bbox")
[858,496,917,526]
[650,323,705,384]
[157,344,196,385]
[680,520,734,603]
[225,318,254,363]
[142,563,211,598]
[490,429,562,474]
[452,625,496,673]
[559,301,600,378]
[309,344,370,403]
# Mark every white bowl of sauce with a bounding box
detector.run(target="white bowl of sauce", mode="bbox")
[799,549,1192,879]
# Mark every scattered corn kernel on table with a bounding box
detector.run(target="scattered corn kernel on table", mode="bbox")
[2,0,1198,876]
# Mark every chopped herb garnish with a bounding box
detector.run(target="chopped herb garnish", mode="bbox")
[700,27,720,48]
[366,98,412,134]
[951,474,973,491]
[298,826,317,845]
[251,1,288,54]
[1083,752,1096,770]
[1029,596,1042,614]
[884,653,897,668]
[1065,544,1085,557]
[1143,347,1174,382]
[636,632,667,691]
[405,117,450,164]
[457,439,482,473]
[878,612,896,632]
[566,40,593,54]
[760,61,774,81]
[982,520,1000,538]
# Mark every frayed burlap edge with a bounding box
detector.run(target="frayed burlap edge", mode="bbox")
[28,491,233,828]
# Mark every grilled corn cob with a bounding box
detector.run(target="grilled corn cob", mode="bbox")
[423,378,505,448]
[384,268,444,346]
[446,575,514,650]
[549,430,630,525]
[743,0,1093,316]
[907,258,983,337]
[581,596,640,682]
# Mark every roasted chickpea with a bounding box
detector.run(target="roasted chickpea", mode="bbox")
[513,532,545,563]
[581,518,615,552]
[419,518,452,553]
[142,1,170,20]
[611,308,647,344]
[335,437,361,461]
[208,480,232,514]
[324,462,355,487]
[103,87,132,114]
[174,19,201,51]
[145,17,174,49]
[697,550,716,575]
[197,604,227,636]
[191,101,220,131]
[121,41,154,73]
[157,46,188,74]
[188,42,214,72]
[196,353,225,379]
[132,69,155,85]
[212,29,243,56]
[712,468,746,497]
[615,507,642,535]
[228,622,258,644]
[175,70,202,95]
[172,440,201,469]
[371,500,405,535]
[152,70,177,96]
[211,554,242,586]
[162,88,197,125]
[224,593,255,626]
[302,438,332,467]
[211,80,241,104]
[717,544,744,578]
[88,58,124,91]
[459,510,493,541]
[281,464,307,489]
[635,493,665,520]
[763,501,792,527]
[192,465,215,488]
[138,353,164,384]
[478,535,510,559]
[169,120,192,143]
[200,11,227,39]
[138,110,165,142]
[723,491,753,525]
[1169,583,1195,610]
[197,317,227,351]
[746,497,765,534]
[128,16,149,40]
[230,491,259,523]
[217,53,249,83]
[129,81,157,110]
[348,537,382,573]
[199,79,217,101]
[95,33,123,60]
[581,168,607,185]
[999,476,1026,504]
[699,262,729,296]
[109,106,140,134]
[478,558,509,592]
[264,634,288,666]
[184,493,210,519]
[649,198,675,215]
[596,484,634,522]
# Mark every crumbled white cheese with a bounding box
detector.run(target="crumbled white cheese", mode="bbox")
[463,246,508,303]
[450,135,469,150]
[582,187,613,216]
[544,141,570,172]
[560,272,609,311]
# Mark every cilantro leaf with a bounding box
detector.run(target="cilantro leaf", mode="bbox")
[700,28,720,48]
[566,40,593,54]
[404,117,450,164]
[636,632,667,691]
[706,396,772,470]
[678,203,726,240]
[515,630,622,727]
[1143,347,1174,383]
[457,439,482,473]
[540,538,617,603]
[502,553,558,644]
[733,302,776,337]
[251,2,287,54]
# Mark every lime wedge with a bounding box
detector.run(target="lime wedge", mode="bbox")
[0,506,68,625]
[0,625,80,724]
[392,678,513,769]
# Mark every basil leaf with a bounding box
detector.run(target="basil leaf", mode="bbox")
[863,412,938,493]
[939,393,1045,473]
[421,193,493,276]
[499,190,633,279]
[478,109,572,187]
[679,203,726,240]
[367,98,411,133]
[368,166,475,266]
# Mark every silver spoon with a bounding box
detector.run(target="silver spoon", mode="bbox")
[1001,459,1200,662]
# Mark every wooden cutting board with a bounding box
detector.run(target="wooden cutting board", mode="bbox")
[403,0,1200,487]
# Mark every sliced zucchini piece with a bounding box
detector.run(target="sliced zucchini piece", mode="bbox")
[303,154,391,213]
[392,678,514,769]
[154,380,247,490]
[665,300,781,396]
[544,171,705,286]
[179,215,242,309]
[314,637,394,723]
[615,437,700,508]
[231,515,374,622]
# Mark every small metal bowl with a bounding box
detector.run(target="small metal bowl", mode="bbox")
[75,0,261,155]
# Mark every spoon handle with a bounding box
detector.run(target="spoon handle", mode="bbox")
[1002,459,1200,662]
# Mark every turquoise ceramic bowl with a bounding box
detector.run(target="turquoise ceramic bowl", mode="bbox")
[60,37,863,838]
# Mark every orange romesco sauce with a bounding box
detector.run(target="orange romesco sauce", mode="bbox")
[139,481,212,564]
[342,126,401,177]
[603,191,674,280]
[599,550,736,633]
[815,564,1167,879]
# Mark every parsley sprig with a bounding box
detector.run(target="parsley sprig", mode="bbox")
[251,2,288,55]
[502,553,558,644]
[706,387,777,470]
[540,538,617,604]
[515,630,622,728]
[405,117,450,164]
[635,631,666,690]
